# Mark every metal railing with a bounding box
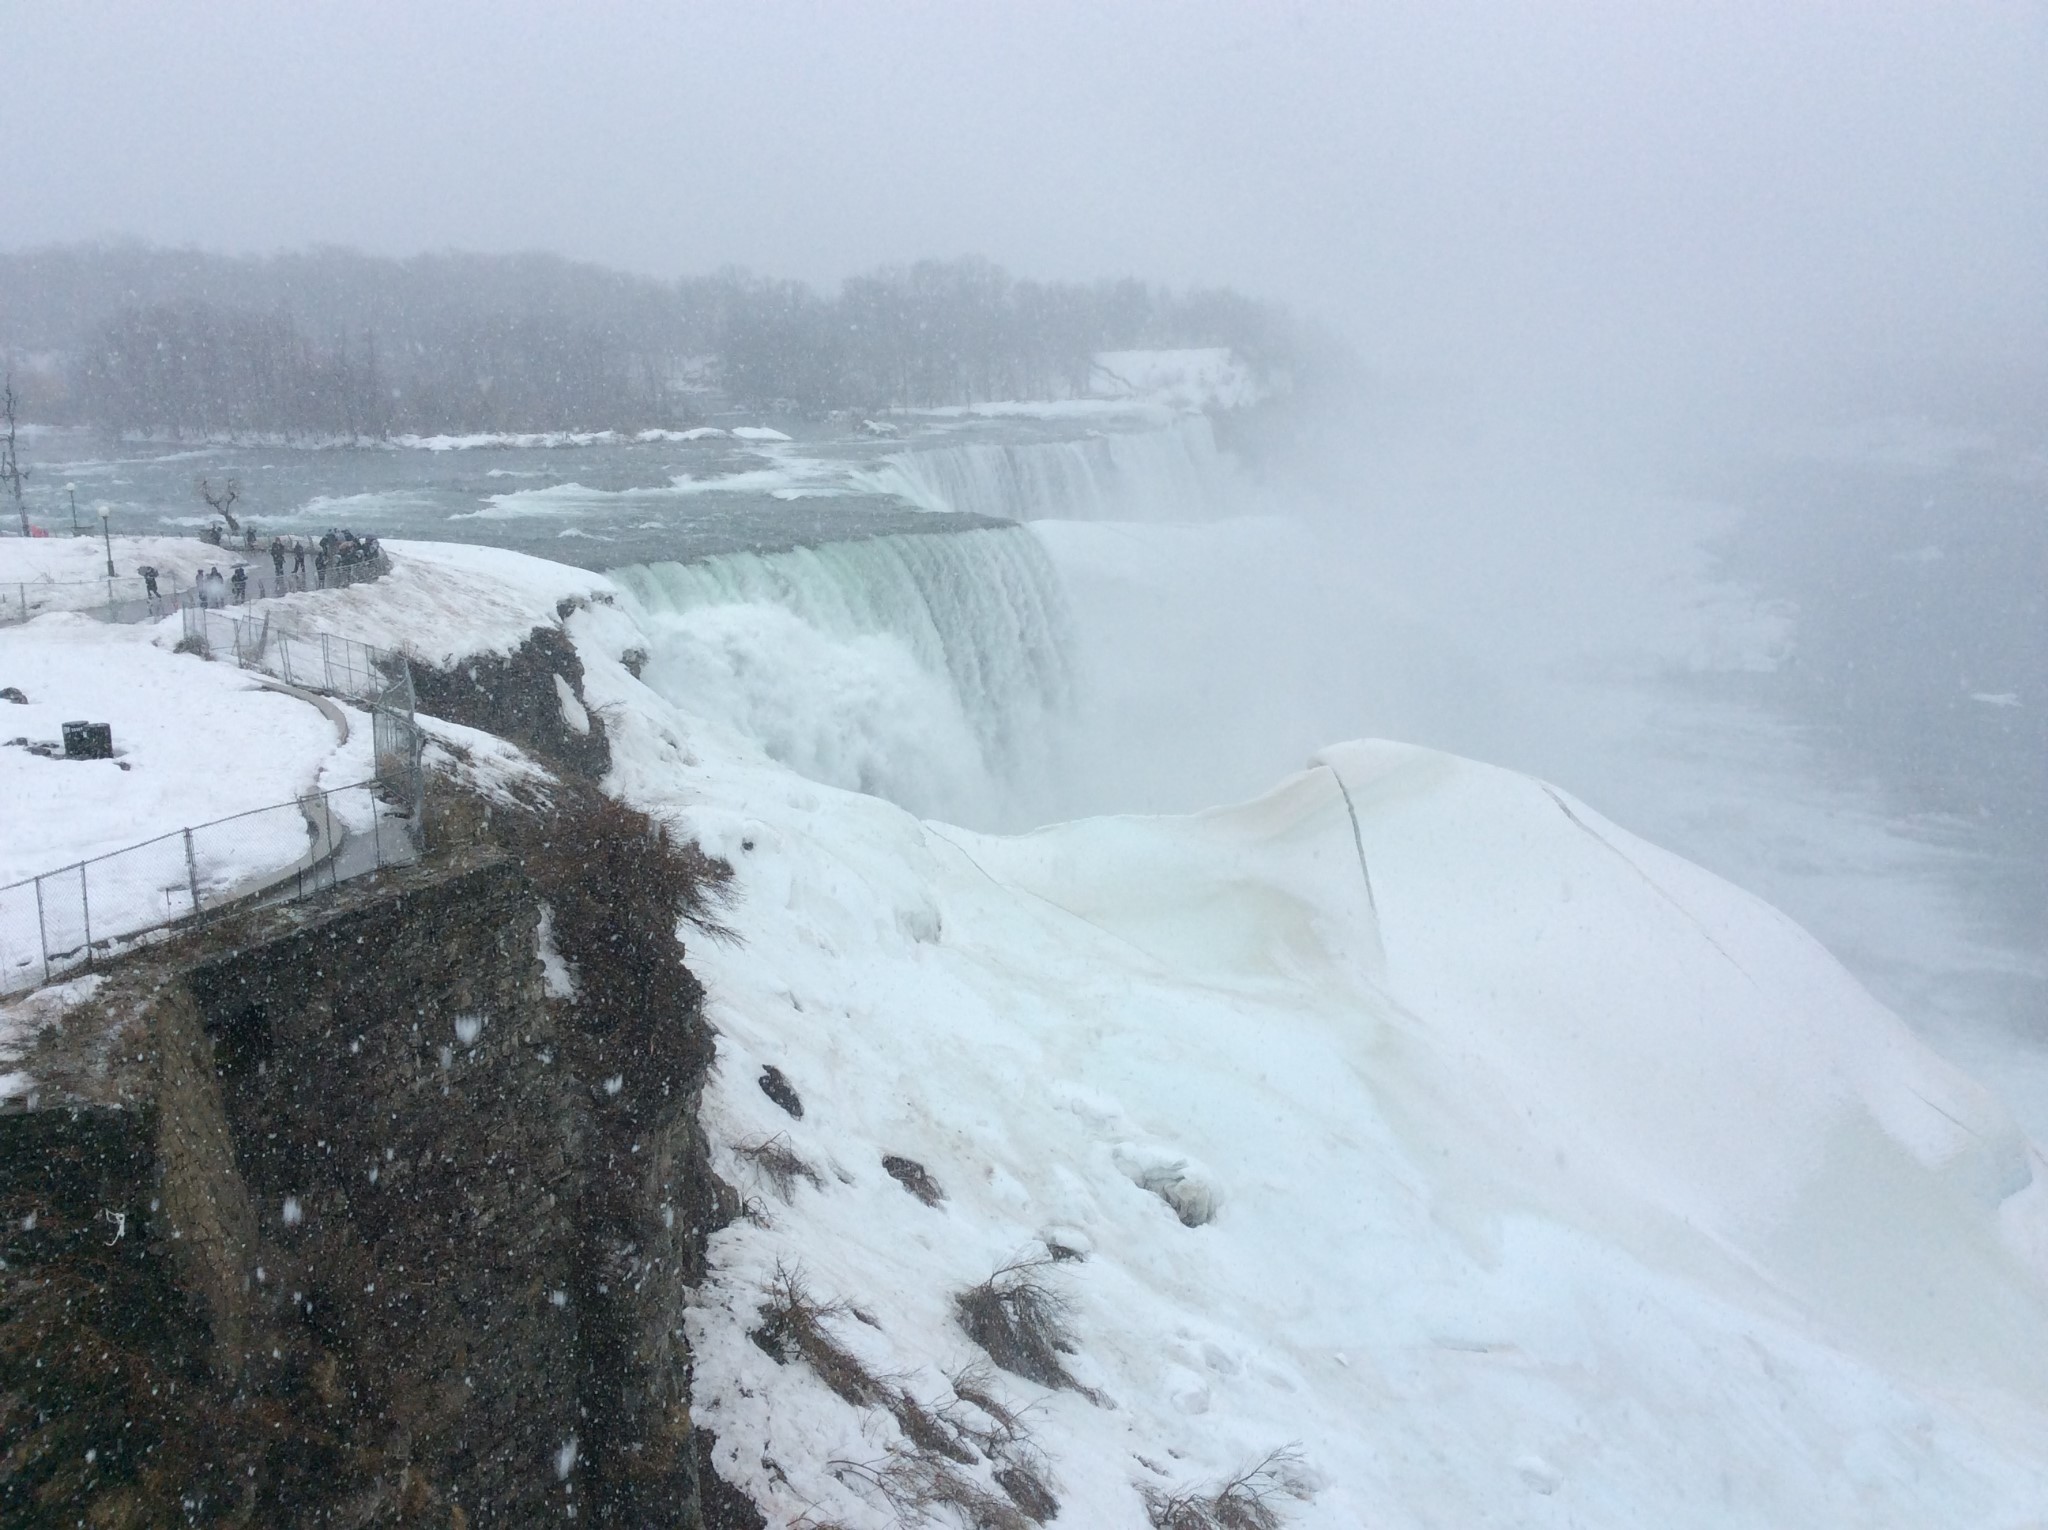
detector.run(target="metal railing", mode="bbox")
[0,779,421,995]
[0,608,430,996]
[180,601,407,704]
[0,547,390,629]
[179,603,427,825]
[2,573,186,627]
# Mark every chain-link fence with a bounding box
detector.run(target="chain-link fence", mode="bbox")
[0,779,422,995]
[180,601,410,707]
[178,603,427,826]
[2,573,187,627]
[0,603,432,995]
[1,546,389,629]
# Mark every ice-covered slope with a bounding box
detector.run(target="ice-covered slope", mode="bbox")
[23,529,2038,1524]
[537,573,2048,1527]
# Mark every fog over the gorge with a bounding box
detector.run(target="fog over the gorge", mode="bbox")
[5,1,2044,430]
[3,3,2043,1114]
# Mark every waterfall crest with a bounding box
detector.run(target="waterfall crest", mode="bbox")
[857,415,1229,522]
[614,525,1074,824]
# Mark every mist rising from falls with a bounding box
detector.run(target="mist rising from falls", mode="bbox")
[857,415,1228,522]
[613,526,1075,826]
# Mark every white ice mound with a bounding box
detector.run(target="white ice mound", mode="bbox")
[1314,740,2045,1271]
[677,729,2048,1527]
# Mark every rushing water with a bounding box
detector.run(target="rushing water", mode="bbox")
[18,403,2043,1129]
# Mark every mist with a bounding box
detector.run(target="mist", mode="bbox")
[4,1,2043,1079]
[5,2,2044,432]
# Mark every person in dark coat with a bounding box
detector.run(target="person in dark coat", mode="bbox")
[229,565,248,603]
[137,565,160,600]
[270,537,286,579]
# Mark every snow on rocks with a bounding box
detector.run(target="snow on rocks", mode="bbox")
[541,580,2048,1525]
[247,539,616,666]
[15,530,2048,1525]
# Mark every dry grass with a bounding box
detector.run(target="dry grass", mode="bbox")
[831,1451,1033,1530]
[942,1364,1029,1450]
[954,1255,1083,1393]
[890,1390,979,1466]
[1141,1449,1305,1530]
[756,1271,1065,1524]
[752,1263,891,1409]
[733,1133,825,1201]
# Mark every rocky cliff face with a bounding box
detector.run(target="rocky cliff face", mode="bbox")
[3,829,748,1525]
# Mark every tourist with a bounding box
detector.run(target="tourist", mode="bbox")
[229,565,247,604]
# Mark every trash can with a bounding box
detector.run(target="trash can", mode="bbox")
[62,721,113,760]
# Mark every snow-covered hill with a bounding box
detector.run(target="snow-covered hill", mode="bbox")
[554,566,2048,1527]
[8,535,2048,1525]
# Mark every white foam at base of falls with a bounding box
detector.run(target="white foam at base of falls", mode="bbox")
[613,526,1075,826]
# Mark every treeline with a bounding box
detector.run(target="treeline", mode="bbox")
[0,244,1314,438]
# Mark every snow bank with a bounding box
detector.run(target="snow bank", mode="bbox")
[0,615,355,884]
[0,533,232,598]
[541,581,2048,1525]
[245,539,615,666]
[14,529,2042,1524]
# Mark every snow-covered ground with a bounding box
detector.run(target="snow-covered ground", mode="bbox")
[8,529,2048,1524]
[0,531,241,609]
[561,557,2048,1526]
[0,612,361,886]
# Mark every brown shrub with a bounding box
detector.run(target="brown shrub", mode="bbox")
[955,1255,1088,1393]
[1141,1449,1304,1530]
[831,1451,1032,1530]
[751,1263,890,1410]
[733,1134,824,1201]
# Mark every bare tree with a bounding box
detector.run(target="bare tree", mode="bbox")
[2,374,29,536]
[196,475,241,534]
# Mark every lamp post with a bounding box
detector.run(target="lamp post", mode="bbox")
[98,503,114,578]
[66,483,78,536]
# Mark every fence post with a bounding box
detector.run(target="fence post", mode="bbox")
[34,875,49,986]
[79,862,91,969]
[370,787,384,867]
[184,828,201,916]
[322,631,334,692]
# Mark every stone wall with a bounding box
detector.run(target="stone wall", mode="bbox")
[0,848,747,1526]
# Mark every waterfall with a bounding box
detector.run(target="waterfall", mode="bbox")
[614,525,1075,825]
[856,415,1230,523]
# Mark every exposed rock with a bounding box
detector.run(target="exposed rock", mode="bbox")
[758,1064,803,1118]
[882,1153,945,1206]
[408,623,611,779]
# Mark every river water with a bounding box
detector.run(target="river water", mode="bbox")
[21,404,2045,1133]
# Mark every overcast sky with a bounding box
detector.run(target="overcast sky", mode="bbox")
[4,1,2044,404]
